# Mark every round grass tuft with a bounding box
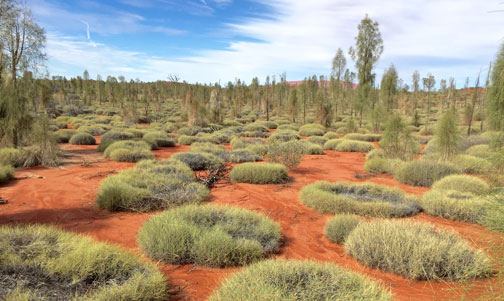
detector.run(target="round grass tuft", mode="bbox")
[96,159,208,212]
[307,136,328,145]
[53,129,77,143]
[170,151,223,170]
[209,259,391,301]
[299,124,325,136]
[143,131,176,148]
[0,148,25,167]
[69,133,96,145]
[364,158,404,175]
[0,225,167,300]
[0,164,14,184]
[324,214,361,244]
[300,181,420,218]
[103,140,154,162]
[431,175,490,195]
[344,220,492,281]
[323,138,343,150]
[394,160,460,187]
[268,129,300,143]
[335,140,375,152]
[138,205,281,267]
[451,154,491,175]
[230,163,288,184]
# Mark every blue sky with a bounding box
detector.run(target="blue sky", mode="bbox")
[28,0,504,88]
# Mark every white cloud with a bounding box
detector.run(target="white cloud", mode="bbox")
[42,0,504,86]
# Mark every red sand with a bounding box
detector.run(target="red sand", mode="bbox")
[0,142,502,300]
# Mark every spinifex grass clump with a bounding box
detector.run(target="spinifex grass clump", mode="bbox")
[324,214,362,244]
[103,140,154,162]
[143,131,176,149]
[231,163,288,184]
[170,151,223,170]
[138,205,281,267]
[299,123,325,136]
[300,181,420,218]
[364,157,404,175]
[97,159,208,211]
[335,140,375,152]
[344,133,382,142]
[0,225,167,300]
[0,148,25,167]
[69,132,96,145]
[268,129,300,143]
[53,129,77,143]
[97,130,135,152]
[209,260,391,301]
[344,220,493,281]
[394,160,460,187]
[0,164,14,184]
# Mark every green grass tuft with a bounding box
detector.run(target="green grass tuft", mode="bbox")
[230,163,288,184]
[335,140,375,152]
[394,160,460,187]
[69,133,96,145]
[324,214,361,244]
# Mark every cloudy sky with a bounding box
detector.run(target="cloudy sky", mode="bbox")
[28,0,504,87]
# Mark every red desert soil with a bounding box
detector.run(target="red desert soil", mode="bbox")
[0,142,502,300]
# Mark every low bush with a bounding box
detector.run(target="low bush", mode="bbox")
[246,144,269,156]
[299,141,324,155]
[125,128,147,138]
[344,220,492,280]
[221,150,262,163]
[230,137,265,150]
[299,124,325,136]
[307,136,328,145]
[300,181,420,218]
[323,132,340,140]
[266,140,305,169]
[103,140,154,162]
[77,124,108,136]
[323,138,343,150]
[143,131,176,148]
[170,152,223,170]
[254,120,278,129]
[366,149,385,160]
[97,159,208,211]
[230,163,288,184]
[53,129,77,143]
[178,135,198,145]
[69,133,96,145]
[394,160,460,187]
[241,131,270,138]
[0,164,14,184]
[189,142,226,156]
[0,148,25,167]
[335,140,375,152]
[466,144,494,159]
[324,214,361,244]
[97,130,134,152]
[364,158,404,175]
[0,225,167,300]
[244,123,269,132]
[451,154,491,174]
[209,259,391,301]
[137,205,281,267]
[268,129,300,143]
[344,133,381,142]
[277,124,299,131]
[432,175,490,195]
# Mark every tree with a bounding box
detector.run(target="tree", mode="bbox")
[370,104,386,132]
[0,0,45,83]
[209,86,223,124]
[349,15,384,127]
[411,71,420,112]
[380,64,398,112]
[465,71,480,135]
[314,89,332,127]
[379,114,418,160]
[422,74,436,131]
[488,42,504,131]
[332,48,346,81]
[434,110,460,161]
[287,87,298,122]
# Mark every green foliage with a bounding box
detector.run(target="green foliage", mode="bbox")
[170,151,223,170]
[300,181,420,218]
[299,141,324,155]
[394,160,460,187]
[344,133,381,142]
[345,220,492,281]
[364,157,404,175]
[0,148,25,167]
[210,260,391,301]
[268,129,300,143]
[379,115,419,160]
[324,214,361,244]
[266,140,305,169]
[434,110,461,160]
[137,205,281,267]
[103,140,153,162]
[0,164,14,184]
[307,136,328,145]
[432,175,490,195]
[22,117,60,167]
[53,129,77,143]
[97,159,208,212]
[299,124,325,136]
[244,123,269,132]
[323,138,343,150]
[335,140,375,152]
[69,133,96,145]
[143,131,175,148]
[488,42,504,131]
[230,163,288,184]
[0,225,167,300]
[451,154,491,174]
[323,131,339,139]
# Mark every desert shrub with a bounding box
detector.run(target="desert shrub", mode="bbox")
[414,134,431,145]
[53,129,77,143]
[419,126,434,135]
[189,142,226,156]
[366,149,385,160]
[62,104,82,116]
[344,220,492,280]
[299,141,324,155]
[300,181,420,218]
[221,150,262,163]
[324,214,361,244]
[0,148,25,167]
[344,133,381,142]
[451,155,491,174]
[246,144,269,156]
[77,124,107,136]
[433,110,461,160]
[394,160,460,187]
[98,130,134,151]
[143,131,176,148]
[96,159,208,211]
[69,133,96,145]
[277,124,299,131]
[125,128,148,138]
[379,115,420,160]
[432,175,490,195]
[241,131,270,138]
[299,124,325,136]
[209,259,391,301]
[266,140,305,169]
[323,138,343,150]
[230,137,265,150]
[178,127,201,136]
[244,123,269,132]
[268,129,300,143]
[458,135,490,152]
[335,140,375,152]
[138,205,281,267]
[170,152,223,170]
[222,119,242,127]
[230,163,288,184]
[323,131,339,139]
[177,135,197,145]
[0,225,167,300]
[466,144,494,159]
[255,120,278,129]
[210,131,236,143]
[364,158,404,175]
[22,117,60,167]
[103,140,154,162]
[0,164,14,184]
[308,136,328,145]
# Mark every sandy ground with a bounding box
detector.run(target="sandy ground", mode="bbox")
[0,138,502,300]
